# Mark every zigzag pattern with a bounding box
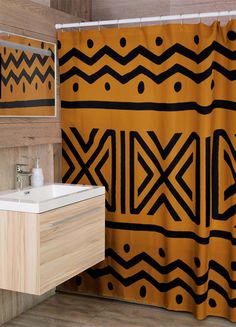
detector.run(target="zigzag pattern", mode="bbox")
[59,42,236,67]
[103,248,236,288]
[59,23,236,319]
[1,52,52,70]
[87,265,236,306]
[60,62,235,85]
[1,66,54,85]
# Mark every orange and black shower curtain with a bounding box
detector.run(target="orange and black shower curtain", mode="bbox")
[58,21,236,321]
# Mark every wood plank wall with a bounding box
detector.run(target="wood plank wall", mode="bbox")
[92,0,236,20]
[51,0,92,21]
[0,0,87,324]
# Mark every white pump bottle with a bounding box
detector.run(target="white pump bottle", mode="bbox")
[31,158,44,187]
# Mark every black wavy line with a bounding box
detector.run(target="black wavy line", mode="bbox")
[59,42,236,67]
[61,100,236,115]
[106,248,236,288]
[1,66,54,85]
[60,62,235,85]
[105,221,236,245]
[87,266,236,306]
[1,52,51,70]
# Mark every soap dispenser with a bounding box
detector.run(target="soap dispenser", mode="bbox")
[31,158,44,187]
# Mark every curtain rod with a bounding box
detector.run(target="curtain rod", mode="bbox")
[0,40,51,56]
[55,10,236,30]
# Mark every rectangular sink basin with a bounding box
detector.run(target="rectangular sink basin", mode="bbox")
[0,183,105,213]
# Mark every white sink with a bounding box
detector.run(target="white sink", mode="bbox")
[0,183,105,213]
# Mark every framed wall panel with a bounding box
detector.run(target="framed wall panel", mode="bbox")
[0,33,56,117]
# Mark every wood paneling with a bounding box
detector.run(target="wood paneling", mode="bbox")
[170,0,236,14]
[0,123,61,149]
[92,0,236,21]
[92,0,170,20]
[0,144,57,191]
[0,0,79,42]
[0,196,105,295]
[31,0,50,6]
[4,293,236,327]
[0,0,83,322]
[51,0,92,20]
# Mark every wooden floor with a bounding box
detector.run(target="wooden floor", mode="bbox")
[3,292,236,327]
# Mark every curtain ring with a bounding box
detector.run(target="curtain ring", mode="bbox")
[180,14,183,25]
[118,19,120,29]
[139,18,142,28]
[98,21,101,31]
[198,13,201,23]
[78,22,81,32]
[217,12,220,22]
[160,15,163,25]
[228,10,231,22]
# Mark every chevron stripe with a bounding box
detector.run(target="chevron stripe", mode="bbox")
[105,248,236,288]
[1,66,54,85]
[87,266,236,306]
[59,42,236,67]
[1,52,52,70]
[60,62,235,85]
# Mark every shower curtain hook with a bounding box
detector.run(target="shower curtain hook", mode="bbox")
[160,15,163,25]
[180,14,183,24]
[139,18,142,28]
[118,19,120,29]
[198,13,201,23]
[98,20,101,31]
[78,22,81,32]
[217,12,220,22]
[228,11,231,21]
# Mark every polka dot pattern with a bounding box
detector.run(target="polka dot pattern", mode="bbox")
[176,295,183,304]
[159,248,166,258]
[174,82,182,92]
[194,257,201,268]
[194,35,199,45]
[123,244,130,253]
[209,298,217,308]
[87,39,94,48]
[105,82,111,91]
[73,82,79,92]
[138,81,145,94]
[139,286,146,298]
[227,30,236,41]
[120,37,126,47]
[156,37,163,46]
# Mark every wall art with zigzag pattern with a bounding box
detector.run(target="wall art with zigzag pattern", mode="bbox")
[0,34,55,116]
[58,20,236,321]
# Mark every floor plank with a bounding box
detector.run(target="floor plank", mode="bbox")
[3,293,236,327]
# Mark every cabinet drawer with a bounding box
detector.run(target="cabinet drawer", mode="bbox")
[0,194,105,295]
[40,196,105,294]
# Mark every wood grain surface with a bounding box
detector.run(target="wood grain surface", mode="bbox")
[0,195,105,295]
[3,293,236,327]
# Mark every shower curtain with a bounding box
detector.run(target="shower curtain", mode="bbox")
[58,21,236,321]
